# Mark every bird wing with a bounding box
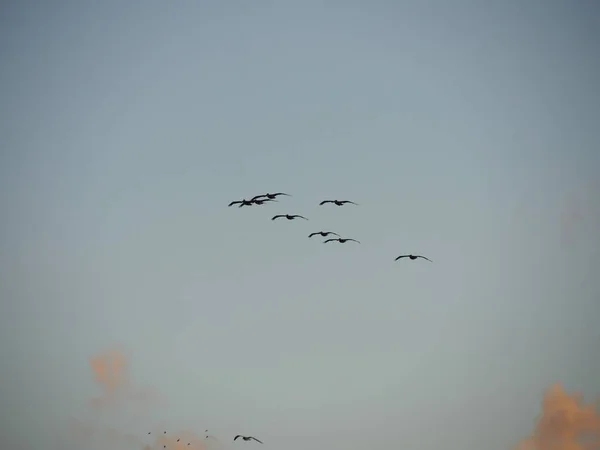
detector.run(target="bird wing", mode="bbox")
[271,215,283,220]
[319,200,332,205]
[323,239,336,243]
[251,195,267,201]
[329,232,340,237]
[228,201,241,206]
[234,435,242,441]
[417,255,433,262]
[250,438,263,444]
[308,233,317,238]
[395,255,409,261]
[348,239,360,243]
[295,215,308,220]
[344,201,358,205]
[273,192,290,197]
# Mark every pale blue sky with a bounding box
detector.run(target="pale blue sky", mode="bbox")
[1,1,599,450]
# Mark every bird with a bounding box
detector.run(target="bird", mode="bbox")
[308,231,340,238]
[319,200,358,206]
[228,199,254,208]
[250,198,277,205]
[271,214,308,221]
[252,192,290,200]
[394,254,432,262]
[323,237,360,244]
[234,435,263,444]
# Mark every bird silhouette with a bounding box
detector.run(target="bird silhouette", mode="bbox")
[250,198,277,205]
[228,199,254,208]
[394,254,432,262]
[308,231,340,238]
[252,192,290,200]
[271,214,308,221]
[323,238,360,244]
[319,200,358,206]
[234,435,263,444]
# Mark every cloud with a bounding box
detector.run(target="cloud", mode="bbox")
[89,348,159,409]
[515,384,600,450]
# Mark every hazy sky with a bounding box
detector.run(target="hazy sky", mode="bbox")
[1,1,599,450]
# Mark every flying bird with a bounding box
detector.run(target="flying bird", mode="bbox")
[250,198,277,205]
[323,238,360,244]
[252,192,290,200]
[308,231,340,238]
[271,214,308,221]
[319,200,358,206]
[394,254,432,262]
[228,199,254,208]
[234,435,263,444]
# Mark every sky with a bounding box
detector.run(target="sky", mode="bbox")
[0,1,599,449]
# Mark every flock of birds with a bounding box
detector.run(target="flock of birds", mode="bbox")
[228,191,433,262]
[147,431,262,448]
[145,191,432,448]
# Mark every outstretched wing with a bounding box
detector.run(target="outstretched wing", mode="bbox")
[395,255,409,261]
[271,215,283,220]
[342,200,358,205]
[327,232,341,237]
[251,194,267,201]
[294,215,308,220]
[416,255,433,262]
[323,238,337,243]
[228,201,241,207]
[308,232,318,238]
[234,435,242,441]
[348,239,361,243]
[273,192,290,197]
[319,200,333,205]
[250,437,263,444]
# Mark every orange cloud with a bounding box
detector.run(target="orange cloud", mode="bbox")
[515,384,600,450]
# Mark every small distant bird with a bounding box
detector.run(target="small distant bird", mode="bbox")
[177,439,180,442]
[323,238,360,244]
[234,435,263,444]
[228,199,254,208]
[252,192,290,200]
[272,214,308,221]
[308,231,340,238]
[319,200,358,206]
[250,198,277,205]
[394,254,432,262]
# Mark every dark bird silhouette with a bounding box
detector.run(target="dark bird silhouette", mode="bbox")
[319,200,358,206]
[271,214,308,221]
[228,199,254,208]
[308,231,340,238]
[234,435,263,444]
[394,254,432,262]
[177,439,180,442]
[323,238,360,244]
[252,192,290,201]
[250,198,277,205]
